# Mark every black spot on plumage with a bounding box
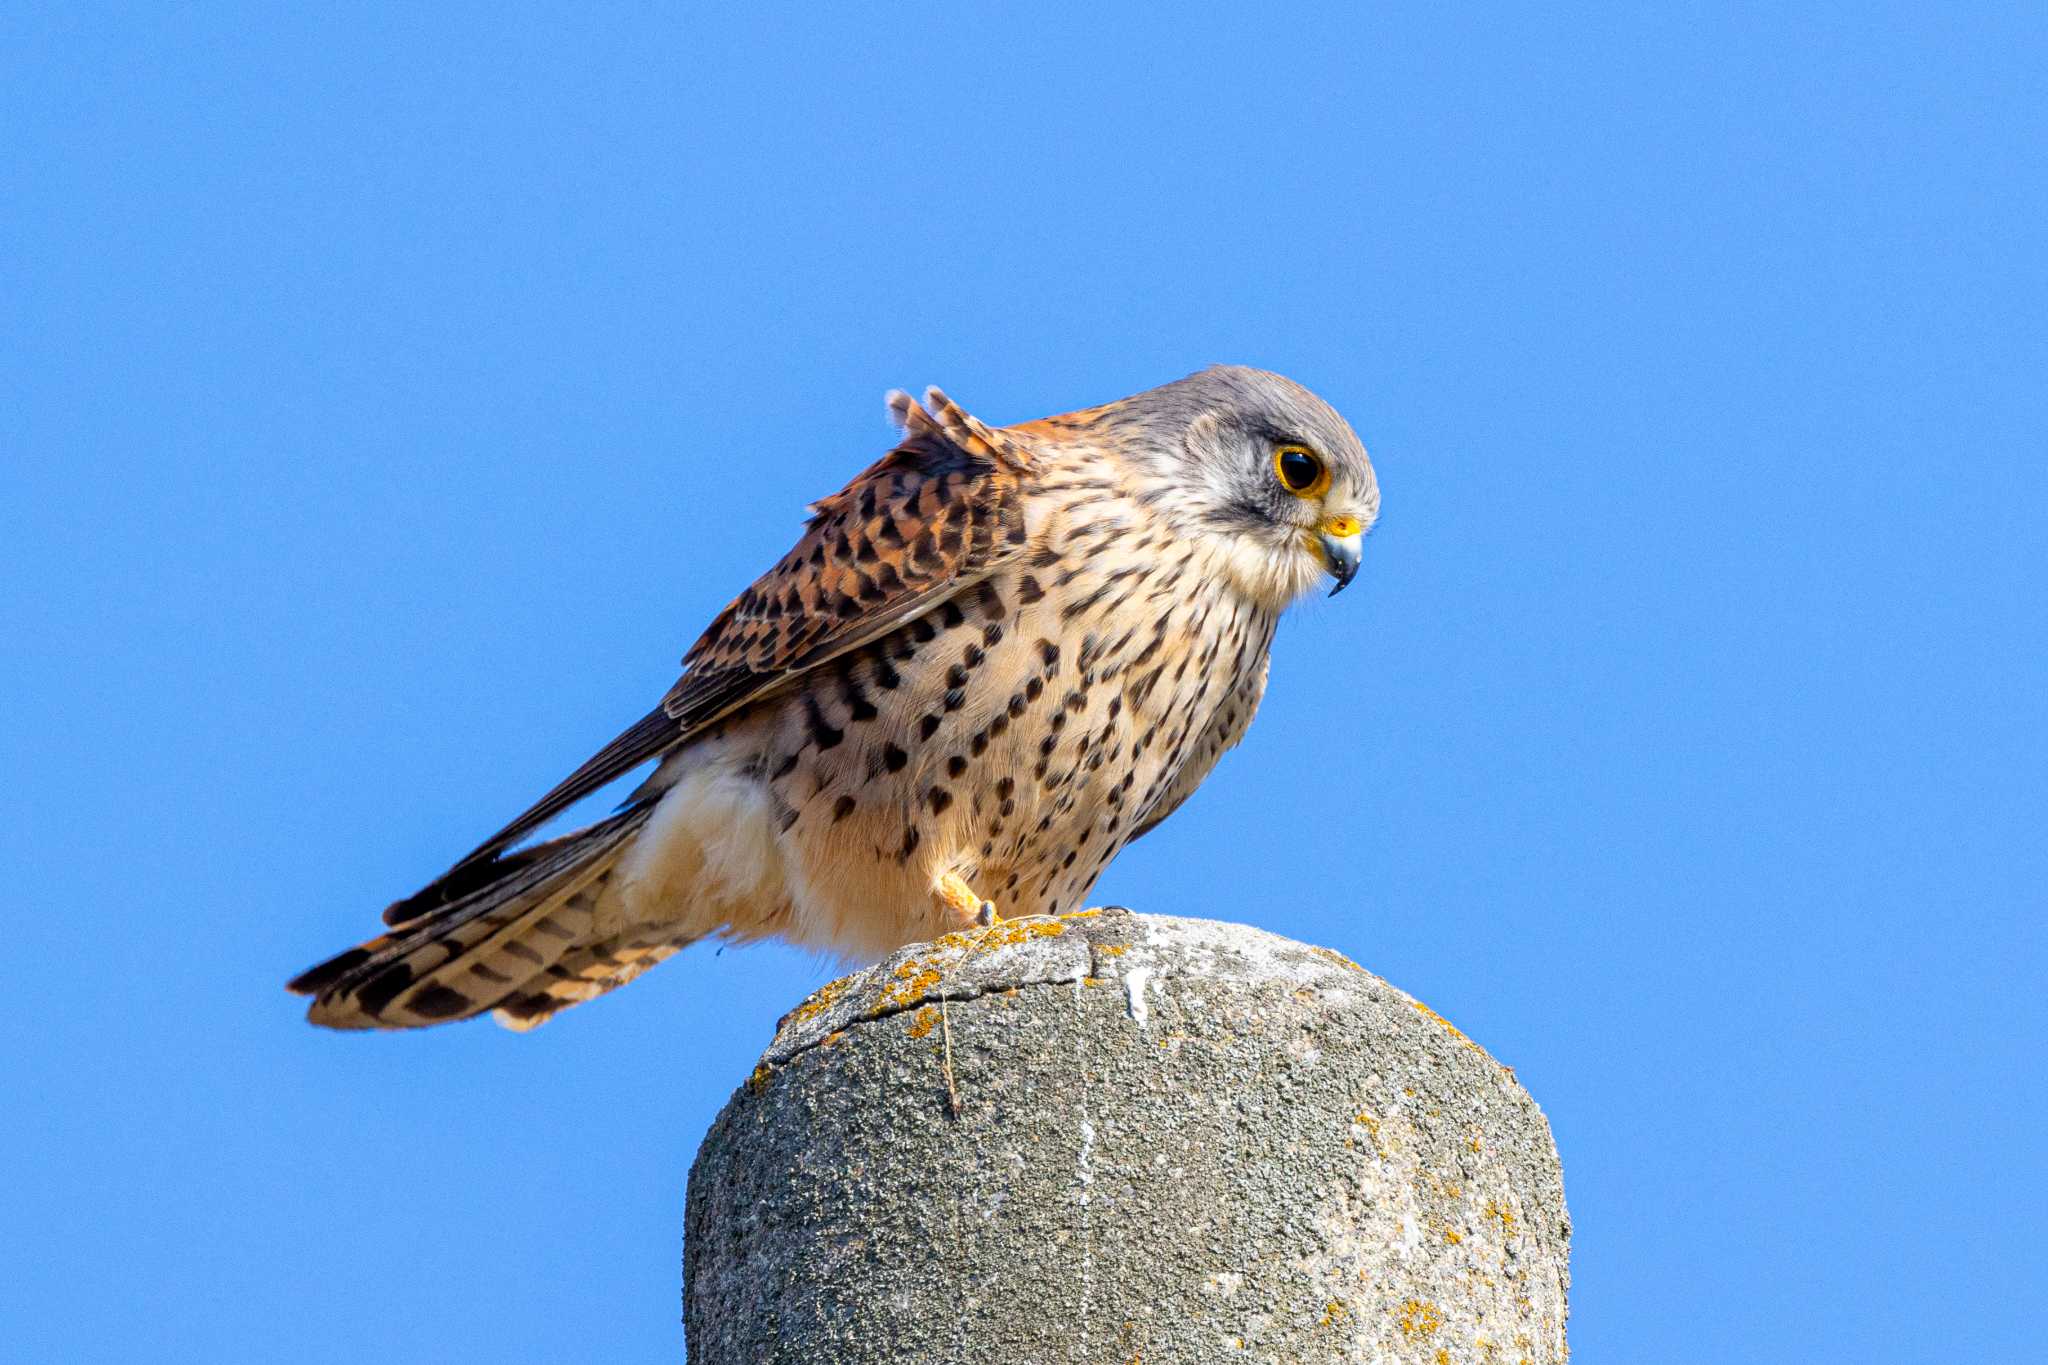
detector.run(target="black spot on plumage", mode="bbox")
[1018,574,1045,604]
[898,827,921,860]
[962,643,984,669]
[805,695,844,750]
[873,655,901,690]
[971,732,989,756]
[927,788,953,814]
[939,600,966,629]
[983,622,1005,647]
[919,714,941,741]
[995,777,1014,800]
[946,663,970,688]
[778,807,800,833]
[1008,693,1028,719]
[947,755,968,778]
[356,962,416,1015]
[911,616,938,643]
[1026,677,1044,702]
[876,515,906,548]
[833,795,856,822]
[989,713,1010,737]
[406,983,474,1019]
[883,743,909,773]
[835,594,863,621]
[771,753,799,780]
[943,687,967,712]
[1039,640,1061,671]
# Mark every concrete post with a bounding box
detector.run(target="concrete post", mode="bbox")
[685,909,1569,1363]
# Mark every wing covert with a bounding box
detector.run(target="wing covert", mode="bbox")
[426,389,1036,894]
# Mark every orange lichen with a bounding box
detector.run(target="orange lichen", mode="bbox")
[1411,997,1489,1058]
[1100,943,1128,956]
[907,1005,940,1039]
[786,976,852,1025]
[1396,1299,1443,1339]
[1309,944,1365,972]
[874,960,944,1012]
[1319,1300,1349,1327]
[930,916,1068,955]
[745,1063,773,1095]
[1485,1199,1517,1238]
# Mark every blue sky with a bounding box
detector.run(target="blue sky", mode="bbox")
[4,4,2042,1361]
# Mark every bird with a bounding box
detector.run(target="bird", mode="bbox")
[289,365,1379,1031]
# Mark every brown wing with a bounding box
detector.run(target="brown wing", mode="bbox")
[414,389,1036,903]
[661,388,1035,731]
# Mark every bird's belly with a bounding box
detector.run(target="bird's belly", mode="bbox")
[752,567,1271,959]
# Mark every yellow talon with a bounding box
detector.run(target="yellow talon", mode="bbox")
[934,871,999,927]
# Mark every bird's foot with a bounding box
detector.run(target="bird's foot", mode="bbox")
[933,871,1000,931]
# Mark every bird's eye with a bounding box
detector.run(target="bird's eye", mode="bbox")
[1273,446,1328,497]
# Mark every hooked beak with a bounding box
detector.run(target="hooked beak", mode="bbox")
[1317,515,1363,596]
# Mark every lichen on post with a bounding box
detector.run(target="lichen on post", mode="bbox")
[684,909,1570,1362]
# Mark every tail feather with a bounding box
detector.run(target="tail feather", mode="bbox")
[490,930,698,1032]
[289,808,655,1030]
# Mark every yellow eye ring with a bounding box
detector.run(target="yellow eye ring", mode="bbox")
[1273,445,1329,498]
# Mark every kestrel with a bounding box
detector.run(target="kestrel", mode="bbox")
[290,366,1378,1030]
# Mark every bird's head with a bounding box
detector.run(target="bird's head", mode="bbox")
[1060,365,1379,608]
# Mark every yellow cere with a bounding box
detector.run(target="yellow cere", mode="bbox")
[1320,514,1361,538]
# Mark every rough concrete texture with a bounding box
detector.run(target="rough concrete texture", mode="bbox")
[685,910,1569,1363]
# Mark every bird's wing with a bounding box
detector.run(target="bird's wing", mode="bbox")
[408,390,1036,908]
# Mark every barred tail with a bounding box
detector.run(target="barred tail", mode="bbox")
[287,808,674,1030]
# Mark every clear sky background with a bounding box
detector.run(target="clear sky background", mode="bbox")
[4,5,2042,1361]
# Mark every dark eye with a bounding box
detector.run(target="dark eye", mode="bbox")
[1273,446,1327,496]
